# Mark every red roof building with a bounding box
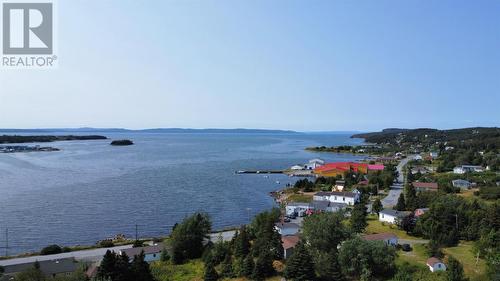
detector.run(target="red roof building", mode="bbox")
[412,182,439,192]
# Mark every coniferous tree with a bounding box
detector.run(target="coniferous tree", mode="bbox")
[253,251,274,281]
[372,198,383,215]
[241,254,255,277]
[314,250,343,281]
[220,255,234,278]
[203,260,219,281]
[395,193,406,211]
[283,242,316,281]
[130,251,155,281]
[350,203,368,233]
[98,250,117,280]
[160,247,170,262]
[114,252,131,281]
[447,256,468,281]
[233,226,251,258]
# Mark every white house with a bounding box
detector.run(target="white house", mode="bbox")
[362,233,398,246]
[334,180,345,191]
[452,179,472,189]
[285,202,310,216]
[304,158,325,170]
[429,152,439,159]
[427,257,446,272]
[379,209,410,224]
[290,165,304,171]
[120,243,164,263]
[414,155,423,161]
[313,191,360,206]
[453,165,484,174]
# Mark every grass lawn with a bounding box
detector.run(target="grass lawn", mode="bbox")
[287,193,313,203]
[365,214,416,240]
[397,244,429,266]
[151,260,204,281]
[443,242,488,281]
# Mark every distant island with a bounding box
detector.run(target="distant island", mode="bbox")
[110,140,134,146]
[0,135,107,144]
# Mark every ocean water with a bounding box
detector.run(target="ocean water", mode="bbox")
[0,132,364,255]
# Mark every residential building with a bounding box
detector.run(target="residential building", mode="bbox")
[313,190,360,205]
[281,235,299,259]
[120,243,164,263]
[410,166,430,175]
[275,223,300,236]
[452,179,472,189]
[427,257,446,272]
[285,202,310,216]
[429,152,439,159]
[412,182,438,192]
[304,158,324,170]
[290,165,304,170]
[414,155,423,161]
[453,165,484,174]
[334,180,345,191]
[2,258,79,278]
[286,201,347,216]
[362,233,398,246]
[379,209,410,224]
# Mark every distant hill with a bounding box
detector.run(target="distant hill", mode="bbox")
[0,128,299,134]
[352,127,500,146]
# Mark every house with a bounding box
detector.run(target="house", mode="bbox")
[453,165,484,174]
[362,233,398,246]
[313,190,360,205]
[334,180,345,191]
[290,165,304,171]
[426,257,446,272]
[275,223,300,236]
[414,155,423,161]
[411,166,430,175]
[429,152,439,159]
[2,258,79,278]
[414,208,429,218]
[379,209,410,224]
[120,243,164,263]
[452,179,472,189]
[285,202,310,216]
[281,235,300,259]
[286,201,347,216]
[412,182,438,192]
[304,159,324,170]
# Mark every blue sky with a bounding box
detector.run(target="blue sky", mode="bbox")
[0,0,499,131]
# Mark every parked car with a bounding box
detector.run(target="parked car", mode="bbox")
[283,217,291,223]
[401,244,412,252]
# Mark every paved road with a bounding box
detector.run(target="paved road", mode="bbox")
[0,244,134,266]
[399,238,429,245]
[381,156,413,208]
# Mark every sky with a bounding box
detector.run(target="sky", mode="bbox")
[0,0,499,132]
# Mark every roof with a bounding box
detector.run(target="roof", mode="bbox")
[363,233,398,241]
[275,222,300,230]
[367,164,385,171]
[380,209,410,218]
[315,162,368,173]
[412,182,438,189]
[310,200,330,210]
[314,191,357,198]
[452,179,471,184]
[3,258,78,276]
[287,202,310,207]
[120,243,163,257]
[426,257,443,266]
[281,235,300,250]
[308,158,325,164]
